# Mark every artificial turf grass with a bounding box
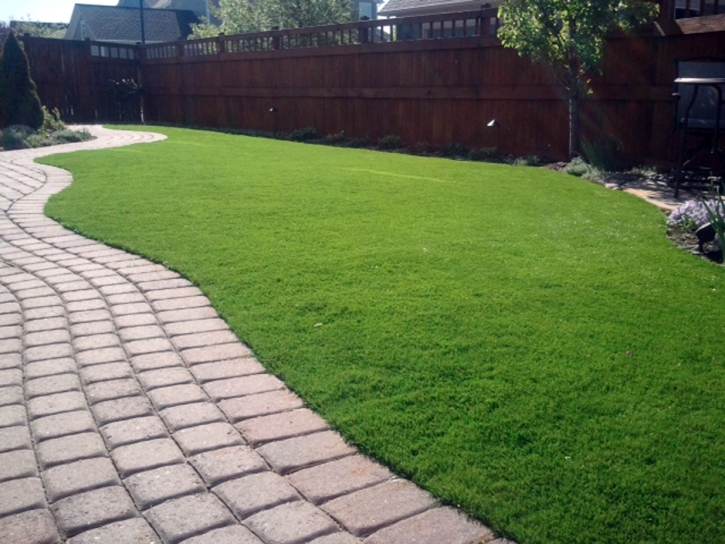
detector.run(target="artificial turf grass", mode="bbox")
[41,126,725,544]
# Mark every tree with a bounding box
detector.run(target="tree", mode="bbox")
[191,0,352,38]
[497,0,658,158]
[0,31,43,130]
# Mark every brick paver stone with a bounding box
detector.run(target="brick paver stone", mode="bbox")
[101,416,169,449]
[124,464,206,510]
[180,524,264,544]
[0,404,28,427]
[0,425,32,452]
[36,432,107,469]
[147,383,209,410]
[72,333,120,352]
[42,457,121,502]
[182,343,253,365]
[27,391,87,420]
[0,477,47,516]
[25,374,81,399]
[363,506,493,544]
[0,509,61,544]
[321,480,437,538]
[236,408,329,447]
[137,367,195,391]
[214,471,301,519]
[144,493,236,544]
[159,402,226,432]
[0,385,23,406]
[257,431,356,475]
[243,501,339,544]
[216,390,305,423]
[24,343,73,363]
[190,358,266,383]
[204,375,285,402]
[164,318,228,337]
[78,362,133,385]
[171,329,239,351]
[307,534,360,544]
[130,351,185,372]
[0,352,21,370]
[30,410,97,443]
[51,486,137,538]
[65,517,160,544]
[287,455,393,505]
[173,422,245,455]
[0,369,22,387]
[92,396,154,425]
[85,378,142,404]
[0,450,38,482]
[112,438,185,477]
[75,346,126,367]
[189,446,268,486]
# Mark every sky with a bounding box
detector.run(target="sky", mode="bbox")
[0,0,119,24]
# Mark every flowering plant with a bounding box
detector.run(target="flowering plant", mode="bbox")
[668,199,724,230]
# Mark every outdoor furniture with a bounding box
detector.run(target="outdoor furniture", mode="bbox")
[673,61,725,198]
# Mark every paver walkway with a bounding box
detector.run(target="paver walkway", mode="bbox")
[0,127,508,544]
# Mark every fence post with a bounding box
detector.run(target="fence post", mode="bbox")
[218,33,225,54]
[272,27,281,50]
[176,39,184,58]
[358,16,370,44]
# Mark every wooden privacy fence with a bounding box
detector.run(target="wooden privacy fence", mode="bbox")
[20,9,725,164]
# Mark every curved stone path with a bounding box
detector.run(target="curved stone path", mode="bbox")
[0,127,510,544]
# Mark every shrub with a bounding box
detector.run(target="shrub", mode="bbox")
[702,192,725,251]
[1,125,33,149]
[41,106,66,134]
[669,199,725,230]
[320,131,346,145]
[346,136,370,148]
[563,157,590,177]
[438,142,469,158]
[512,155,544,167]
[378,134,402,150]
[290,127,317,142]
[0,32,44,130]
[409,141,434,155]
[581,136,621,172]
[468,147,503,162]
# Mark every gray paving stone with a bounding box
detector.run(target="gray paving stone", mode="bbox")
[190,358,266,384]
[24,342,73,363]
[79,362,134,384]
[0,404,28,427]
[182,343,253,366]
[105,292,147,305]
[119,324,165,342]
[362,506,494,544]
[25,374,81,398]
[111,303,153,317]
[21,296,62,311]
[156,307,218,326]
[69,320,115,337]
[257,431,356,475]
[76,346,126,367]
[67,309,112,325]
[36,432,108,469]
[101,416,169,449]
[66,517,160,544]
[159,402,226,432]
[0,477,46,516]
[243,501,339,544]
[0,425,32,452]
[86,378,142,404]
[24,317,64,333]
[99,283,138,297]
[164,318,228,337]
[24,329,71,347]
[128,270,180,283]
[148,383,209,410]
[0,508,61,544]
[321,480,437,538]
[171,330,241,352]
[236,408,329,447]
[217,390,305,423]
[51,486,137,538]
[0,337,21,354]
[0,324,20,339]
[174,422,244,455]
[144,493,236,544]
[0,449,38,482]
[112,438,185,477]
[125,464,206,510]
[0,312,21,326]
[137,367,195,391]
[189,446,268,487]
[0,351,21,370]
[307,534,360,544]
[27,391,86,420]
[15,286,55,299]
[287,455,393,505]
[130,351,185,372]
[24,306,64,320]
[204,375,285,402]
[65,298,107,313]
[42,457,121,502]
[145,286,203,302]
[0,385,23,406]
[115,312,158,328]
[92,396,153,425]
[152,296,210,313]
[73,333,120,352]
[31,410,96,442]
[24,357,75,379]
[180,524,263,544]
[138,278,193,293]
[214,471,301,519]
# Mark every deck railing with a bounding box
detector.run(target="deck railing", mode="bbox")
[142,8,500,60]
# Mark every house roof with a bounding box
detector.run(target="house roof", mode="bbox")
[379,0,500,16]
[65,4,199,43]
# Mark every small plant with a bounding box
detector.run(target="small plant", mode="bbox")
[563,157,590,177]
[409,141,434,155]
[290,127,317,142]
[667,199,721,231]
[702,191,725,252]
[468,147,503,162]
[512,154,544,167]
[581,136,621,173]
[320,131,346,145]
[438,142,469,158]
[40,106,66,134]
[346,136,370,148]
[377,134,402,150]
[1,125,33,149]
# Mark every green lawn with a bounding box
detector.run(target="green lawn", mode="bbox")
[41,126,725,544]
